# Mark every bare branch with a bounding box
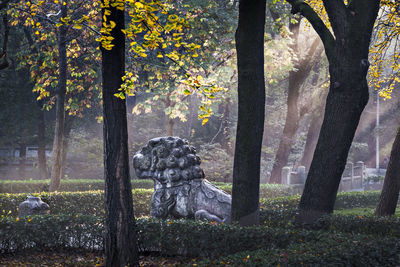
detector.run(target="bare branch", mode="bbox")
[286,0,336,62]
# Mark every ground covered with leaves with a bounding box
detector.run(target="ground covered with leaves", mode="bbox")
[0,249,193,266]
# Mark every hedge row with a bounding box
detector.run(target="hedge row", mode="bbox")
[0,189,152,217]
[1,214,399,264]
[219,183,294,198]
[196,236,400,266]
[0,179,154,193]
[0,190,384,218]
[0,179,295,198]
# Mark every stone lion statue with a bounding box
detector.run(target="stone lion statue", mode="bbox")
[133,136,231,223]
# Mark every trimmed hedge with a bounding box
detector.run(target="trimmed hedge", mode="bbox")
[218,183,294,198]
[333,191,382,209]
[196,236,400,266]
[2,214,400,264]
[0,179,295,198]
[0,214,104,252]
[0,179,154,193]
[0,190,387,219]
[0,189,152,217]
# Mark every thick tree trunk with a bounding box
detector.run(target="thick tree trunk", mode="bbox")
[231,0,266,226]
[49,1,68,192]
[297,69,370,224]
[18,143,26,179]
[286,0,381,225]
[37,106,48,179]
[101,2,138,266]
[376,127,400,216]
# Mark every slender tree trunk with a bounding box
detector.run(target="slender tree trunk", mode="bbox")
[37,105,48,179]
[101,1,138,266]
[49,1,67,192]
[216,99,232,153]
[165,117,174,136]
[376,127,400,216]
[185,95,195,139]
[18,143,26,179]
[269,24,321,183]
[60,117,72,178]
[164,94,174,136]
[231,0,266,226]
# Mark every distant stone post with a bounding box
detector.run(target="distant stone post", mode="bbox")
[281,166,291,184]
[355,161,365,189]
[297,166,306,185]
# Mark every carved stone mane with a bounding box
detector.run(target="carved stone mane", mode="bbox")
[133,136,231,223]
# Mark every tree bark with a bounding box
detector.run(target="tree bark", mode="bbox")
[300,111,324,171]
[18,143,26,179]
[60,117,73,179]
[215,99,232,153]
[286,0,381,225]
[101,1,138,266]
[49,1,68,192]
[376,127,400,216]
[37,105,48,179]
[165,116,174,136]
[0,13,9,70]
[269,20,322,183]
[231,0,266,226]
[164,93,174,136]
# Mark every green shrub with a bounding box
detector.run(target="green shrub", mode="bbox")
[0,215,338,256]
[322,214,400,238]
[217,183,294,198]
[334,191,381,209]
[2,214,399,265]
[0,214,104,252]
[0,179,154,193]
[196,235,400,266]
[0,189,153,217]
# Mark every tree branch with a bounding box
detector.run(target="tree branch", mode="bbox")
[0,0,10,10]
[286,0,336,62]
[322,0,347,39]
[0,13,9,70]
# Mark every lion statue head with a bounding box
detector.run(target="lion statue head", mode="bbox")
[133,136,204,186]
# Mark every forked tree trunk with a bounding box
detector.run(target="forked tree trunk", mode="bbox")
[231,0,266,226]
[376,127,400,216]
[101,1,138,266]
[49,1,67,192]
[286,0,381,225]
[269,29,321,183]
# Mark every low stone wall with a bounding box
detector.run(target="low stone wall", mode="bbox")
[280,161,366,193]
